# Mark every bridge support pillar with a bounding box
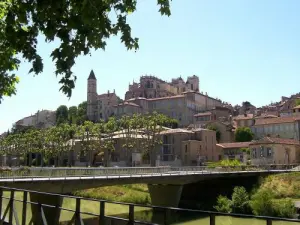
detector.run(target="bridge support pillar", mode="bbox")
[148,184,183,207]
[30,192,63,225]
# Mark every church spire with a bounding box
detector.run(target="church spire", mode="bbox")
[88,70,96,80]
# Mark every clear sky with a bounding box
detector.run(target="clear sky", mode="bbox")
[1,0,300,133]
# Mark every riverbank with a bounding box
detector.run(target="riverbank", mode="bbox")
[73,184,150,204]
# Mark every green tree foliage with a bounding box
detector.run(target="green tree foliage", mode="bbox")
[56,105,69,125]
[0,0,171,101]
[77,101,88,125]
[272,198,296,218]
[220,159,242,167]
[295,99,300,107]
[0,112,176,167]
[234,127,254,142]
[214,195,232,213]
[231,187,250,214]
[68,106,78,124]
[207,124,221,143]
[250,190,275,216]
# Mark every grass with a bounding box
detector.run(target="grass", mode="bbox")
[1,184,151,224]
[73,184,150,205]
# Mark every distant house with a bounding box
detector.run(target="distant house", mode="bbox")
[216,142,252,163]
[233,114,255,128]
[249,137,300,165]
[206,121,235,143]
[293,105,300,115]
[251,116,300,140]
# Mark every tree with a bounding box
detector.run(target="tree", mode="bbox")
[214,195,232,213]
[250,190,275,216]
[56,105,69,125]
[102,117,118,166]
[77,101,88,125]
[234,127,254,142]
[0,0,171,102]
[140,112,169,166]
[295,99,300,107]
[68,106,78,124]
[207,124,221,143]
[231,186,250,214]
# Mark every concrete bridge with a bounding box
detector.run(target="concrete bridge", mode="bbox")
[0,165,298,224]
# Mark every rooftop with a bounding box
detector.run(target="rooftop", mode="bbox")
[293,105,300,109]
[114,102,141,107]
[160,128,194,135]
[234,114,254,120]
[194,112,212,117]
[216,142,252,149]
[250,137,300,146]
[254,116,300,126]
[147,95,185,101]
[88,70,96,80]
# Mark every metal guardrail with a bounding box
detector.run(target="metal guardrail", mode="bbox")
[0,164,298,180]
[0,186,299,225]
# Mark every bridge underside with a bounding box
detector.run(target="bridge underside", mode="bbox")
[0,171,278,193]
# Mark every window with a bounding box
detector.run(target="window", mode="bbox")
[185,145,188,153]
[267,148,272,157]
[252,148,256,158]
[260,147,264,157]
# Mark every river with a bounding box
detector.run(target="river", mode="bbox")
[63,206,299,225]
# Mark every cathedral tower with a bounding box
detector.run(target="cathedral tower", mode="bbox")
[187,75,199,92]
[87,70,98,121]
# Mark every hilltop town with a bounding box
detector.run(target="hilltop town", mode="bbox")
[2,70,300,168]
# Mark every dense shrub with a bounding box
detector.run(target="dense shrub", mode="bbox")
[220,159,242,167]
[231,187,250,214]
[272,198,296,218]
[250,190,275,216]
[214,195,232,213]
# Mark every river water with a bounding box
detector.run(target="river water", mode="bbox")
[70,207,299,225]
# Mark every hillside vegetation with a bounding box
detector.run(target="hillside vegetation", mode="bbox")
[257,172,300,199]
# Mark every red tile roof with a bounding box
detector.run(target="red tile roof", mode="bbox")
[160,128,194,135]
[216,142,252,149]
[293,105,300,109]
[147,95,185,101]
[254,116,300,126]
[234,114,254,120]
[114,102,141,107]
[194,112,212,117]
[250,137,300,146]
[255,114,278,119]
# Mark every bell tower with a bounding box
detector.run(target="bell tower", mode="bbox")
[87,70,97,121]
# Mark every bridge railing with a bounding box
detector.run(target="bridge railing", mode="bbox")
[0,164,298,179]
[0,186,299,225]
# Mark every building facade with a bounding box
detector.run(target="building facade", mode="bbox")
[250,137,300,165]
[216,142,251,163]
[125,75,200,100]
[114,92,222,126]
[251,117,300,140]
[15,110,56,129]
[159,128,220,166]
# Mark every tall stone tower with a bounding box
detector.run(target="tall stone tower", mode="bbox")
[87,70,98,121]
[187,75,200,92]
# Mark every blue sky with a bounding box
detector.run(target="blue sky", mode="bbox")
[1,0,300,133]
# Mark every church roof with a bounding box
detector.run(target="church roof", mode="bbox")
[88,70,96,80]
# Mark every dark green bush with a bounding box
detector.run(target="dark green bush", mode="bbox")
[214,195,232,213]
[250,190,275,216]
[231,186,250,214]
